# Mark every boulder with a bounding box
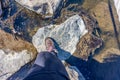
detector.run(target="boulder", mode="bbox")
[15,0,64,18]
[74,33,103,60]
[0,49,33,80]
[32,15,88,60]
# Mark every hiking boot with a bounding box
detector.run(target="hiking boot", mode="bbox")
[45,37,58,55]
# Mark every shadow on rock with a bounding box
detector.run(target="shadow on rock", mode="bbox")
[13,12,32,42]
[88,54,120,80]
[65,0,84,7]
[7,63,32,80]
[1,0,18,20]
[66,53,120,80]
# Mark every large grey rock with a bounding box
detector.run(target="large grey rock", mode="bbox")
[15,0,64,18]
[32,15,88,60]
[0,49,33,80]
[66,66,85,80]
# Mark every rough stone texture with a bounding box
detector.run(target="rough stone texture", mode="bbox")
[66,66,85,80]
[15,0,64,18]
[91,2,113,32]
[74,33,102,60]
[0,49,33,80]
[90,1,120,53]
[32,15,88,60]
[0,30,37,55]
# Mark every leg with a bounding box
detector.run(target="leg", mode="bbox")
[23,37,70,80]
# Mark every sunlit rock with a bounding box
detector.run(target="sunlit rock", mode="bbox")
[15,0,64,18]
[0,49,33,80]
[32,15,88,60]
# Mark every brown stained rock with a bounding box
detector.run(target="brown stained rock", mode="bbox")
[81,0,103,11]
[90,1,119,50]
[0,30,37,57]
[80,9,101,36]
[74,33,102,60]
[94,48,120,63]
[71,7,103,60]
[91,2,113,32]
